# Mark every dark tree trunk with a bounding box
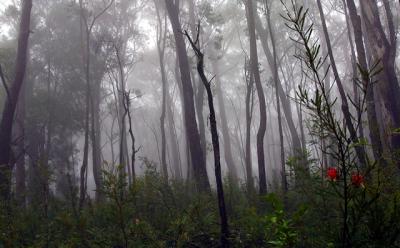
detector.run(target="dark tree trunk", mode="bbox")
[244,60,254,193]
[165,0,210,191]
[0,0,32,201]
[245,0,268,195]
[185,29,230,248]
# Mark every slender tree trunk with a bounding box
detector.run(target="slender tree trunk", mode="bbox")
[266,6,287,192]
[166,67,182,179]
[123,91,137,183]
[91,74,104,202]
[245,0,268,194]
[156,3,169,180]
[343,0,364,141]
[165,0,210,191]
[316,0,367,168]
[212,59,238,181]
[188,0,207,163]
[114,44,131,184]
[244,61,254,193]
[345,0,385,165]
[0,0,32,201]
[79,0,93,208]
[185,31,230,247]
[254,11,303,159]
[79,92,90,209]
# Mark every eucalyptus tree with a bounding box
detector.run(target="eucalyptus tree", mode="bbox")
[245,0,268,194]
[165,0,210,192]
[101,0,144,185]
[154,0,169,180]
[360,0,400,163]
[344,0,384,166]
[78,0,114,206]
[0,0,32,201]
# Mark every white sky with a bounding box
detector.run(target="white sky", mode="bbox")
[0,0,13,37]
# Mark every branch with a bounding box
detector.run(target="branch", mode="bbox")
[89,0,115,31]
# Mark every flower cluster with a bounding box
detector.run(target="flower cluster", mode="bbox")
[351,173,364,187]
[326,167,364,187]
[327,167,339,181]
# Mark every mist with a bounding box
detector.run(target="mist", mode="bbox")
[0,0,400,247]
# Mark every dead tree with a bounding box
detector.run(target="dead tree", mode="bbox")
[122,90,140,184]
[184,24,230,248]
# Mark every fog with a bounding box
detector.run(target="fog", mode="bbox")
[1,0,400,247]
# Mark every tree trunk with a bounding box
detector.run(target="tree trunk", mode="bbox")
[254,11,303,158]
[174,57,192,180]
[343,0,364,141]
[244,62,254,193]
[167,61,182,179]
[165,0,210,191]
[188,0,207,164]
[245,0,268,195]
[91,74,104,202]
[360,0,400,162]
[156,3,169,180]
[185,30,230,247]
[212,59,238,181]
[0,0,32,201]
[265,6,287,192]
[345,0,385,165]
[316,0,367,168]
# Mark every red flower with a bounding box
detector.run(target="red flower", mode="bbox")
[327,167,339,181]
[351,173,364,187]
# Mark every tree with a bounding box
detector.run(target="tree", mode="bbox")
[244,58,255,193]
[360,0,400,162]
[344,0,385,165]
[316,0,367,168]
[254,3,303,163]
[165,0,210,192]
[210,34,238,182]
[188,0,207,169]
[185,24,230,248]
[264,1,287,191]
[78,0,114,206]
[155,1,168,180]
[245,0,268,194]
[0,0,32,201]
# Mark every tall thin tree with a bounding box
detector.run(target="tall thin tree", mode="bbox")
[245,0,268,194]
[0,0,32,201]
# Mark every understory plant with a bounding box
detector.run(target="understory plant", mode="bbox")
[282,1,400,247]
